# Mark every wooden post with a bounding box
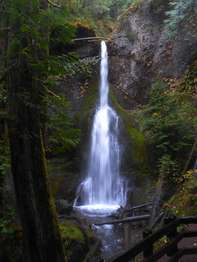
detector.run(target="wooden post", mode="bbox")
[164,216,178,256]
[143,229,153,258]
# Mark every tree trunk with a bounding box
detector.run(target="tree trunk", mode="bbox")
[7,1,65,262]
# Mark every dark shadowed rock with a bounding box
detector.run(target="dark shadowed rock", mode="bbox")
[55,199,73,215]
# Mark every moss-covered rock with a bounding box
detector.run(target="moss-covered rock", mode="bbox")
[0,219,97,262]
[110,89,150,178]
[48,158,81,203]
[77,81,98,125]
[60,220,96,262]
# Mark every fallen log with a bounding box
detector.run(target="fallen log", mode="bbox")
[94,215,150,226]
[72,37,107,42]
[48,0,61,8]
[117,202,152,218]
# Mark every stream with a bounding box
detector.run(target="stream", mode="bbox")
[74,207,143,259]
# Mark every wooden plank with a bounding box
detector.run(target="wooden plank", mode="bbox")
[180,216,197,224]
[169,248,197,261]
[184,230,197,238]
[108,220,179,261]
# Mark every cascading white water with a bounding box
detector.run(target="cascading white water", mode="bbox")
[75,41,126,213]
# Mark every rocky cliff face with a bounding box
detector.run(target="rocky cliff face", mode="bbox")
[109,0,197,109]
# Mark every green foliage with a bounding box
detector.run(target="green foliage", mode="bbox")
[136,80,197,178]
[0,208,23,262]
[130,0,142,9]
[165,169,197,216]
[44,54,98,83]
[0,139,10,182]
[110,90,149,175]
[59,0,135,35]
[47,95,80,154]
[2,0,75,81]
[60,221,84,243]
[0,83,7,106]
[158,154,179,184]
[110,0,133,17]
[1,0,84,158]
[0,208,16,236]
[180,60,197,96]
[78,83,98,122]
[63,55,99,78]
[59,220,94,261]
[164,0,196,38]
[63,0,133,18]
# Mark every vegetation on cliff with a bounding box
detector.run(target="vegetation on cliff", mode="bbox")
[164,169,197,216]
[132,62,197,184]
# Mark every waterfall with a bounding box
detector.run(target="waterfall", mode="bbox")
[75,41,126,212]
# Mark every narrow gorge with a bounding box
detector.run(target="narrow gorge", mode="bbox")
[0,0,197,262]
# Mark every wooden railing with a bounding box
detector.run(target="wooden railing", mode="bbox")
[108,216,197,262]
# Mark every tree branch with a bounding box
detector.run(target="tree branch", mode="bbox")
[72,37,107,42]
[47,0,61,8]
[46,87,61,99]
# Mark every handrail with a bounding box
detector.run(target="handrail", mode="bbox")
[144,231,197,262]
[108,216,197,262]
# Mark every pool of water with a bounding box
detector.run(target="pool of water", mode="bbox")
[74,205,143,259]
[74,204,120,216]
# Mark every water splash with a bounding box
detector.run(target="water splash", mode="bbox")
[75,41,127,212]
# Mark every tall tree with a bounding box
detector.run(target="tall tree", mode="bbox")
[6,0,65,261]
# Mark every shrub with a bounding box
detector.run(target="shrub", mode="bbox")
[164,0,196,38]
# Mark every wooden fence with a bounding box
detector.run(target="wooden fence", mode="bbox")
[108,216,197,262]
